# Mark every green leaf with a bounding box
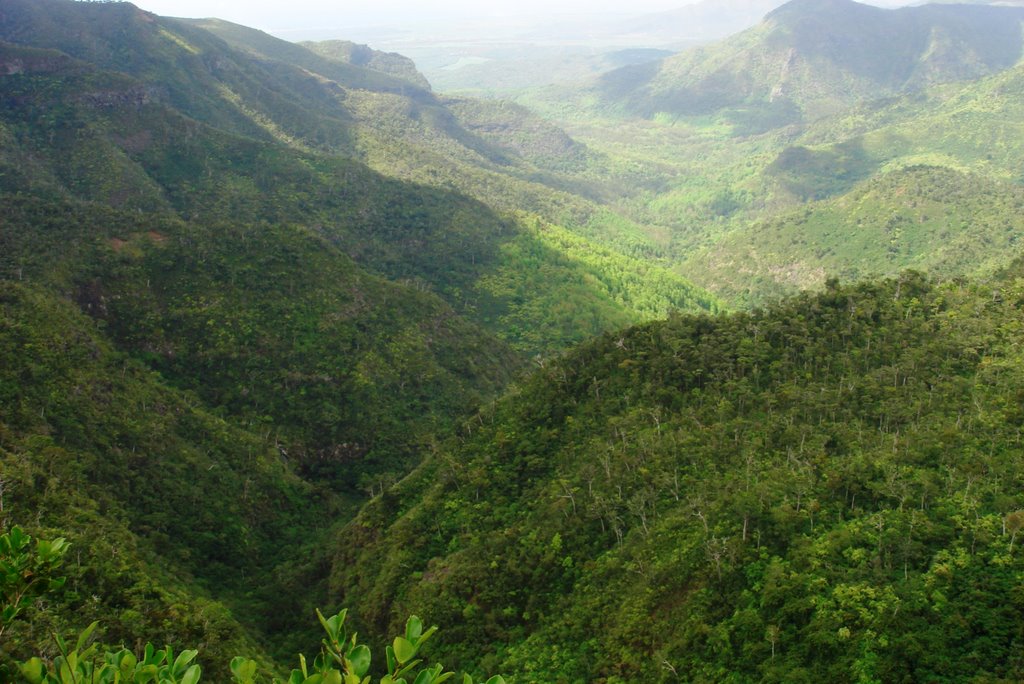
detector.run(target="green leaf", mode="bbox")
[412,670,433,684]
[346,645,371,678]
[181,664,202,684]
[416,626,438,649]
[20,657,46,684]
[134,665,159,684]
[385,646,397,674]
[393,637,416,664]
[229,656,258,683]
[116,650,137,677]
[173,650,199,676]
[484,677,506,684]
[395,661,422,679]
[317,608,347,643]
[405,616,423,643]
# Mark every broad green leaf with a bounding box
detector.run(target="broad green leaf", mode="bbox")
[135,664,159,683]
[181,664,202,684]
[20,657,46,684]
[75,621,100,653]
[393,637,416,664]
[173,650,198,676]
[484,677,506,684]
[405,616,423,643]
[229,656,258,683]
[346,645,371,678]
[117,650,137,677]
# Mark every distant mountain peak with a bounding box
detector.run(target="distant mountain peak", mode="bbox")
[598,0,1024,129]
[767,0,876,17]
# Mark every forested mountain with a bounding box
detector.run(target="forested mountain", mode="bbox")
[596,0,1024,126]
[5,0,1024,681]
[299,39,431,89]
[675,53,1024,302]
[0,0,703,675]
[333,267,1024,682]
[511,0,1024,306]
[0,0,717,355]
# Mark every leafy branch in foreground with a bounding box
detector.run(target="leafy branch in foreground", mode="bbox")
[18,610,504,684]
[0,526,67,642]
[3,525,503,684]
[20,626,201,684]
[230,609,505,684]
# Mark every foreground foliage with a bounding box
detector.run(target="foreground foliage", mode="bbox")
[2,526,504,684]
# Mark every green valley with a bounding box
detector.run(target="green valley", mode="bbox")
[4,0,1024,681]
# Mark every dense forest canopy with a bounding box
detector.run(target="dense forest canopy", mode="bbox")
[3,0,1024,681]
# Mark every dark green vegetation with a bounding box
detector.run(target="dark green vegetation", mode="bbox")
[6,0,1024,681]
[335,268,1024,682]
[0,0,716,355]
[5,546,504,684]
[0,528,504,684]
[0,0,717,675]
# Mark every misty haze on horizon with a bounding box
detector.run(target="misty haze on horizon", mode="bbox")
[125,0,977,103]
[129,0,917,44]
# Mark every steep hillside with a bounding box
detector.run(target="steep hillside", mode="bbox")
[0,2,720,672]
[677,58,1024,303]
[0,0,718,351]
[685,166,1024,302]
[0,282,320,677]
[300,38,430,89]
[595,0,1024,128]
[0,4,512,671]
[332,268,1024,682]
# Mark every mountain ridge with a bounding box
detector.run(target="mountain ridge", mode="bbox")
[595,0,1024,126]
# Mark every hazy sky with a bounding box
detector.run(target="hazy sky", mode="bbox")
[130,0,708,32]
